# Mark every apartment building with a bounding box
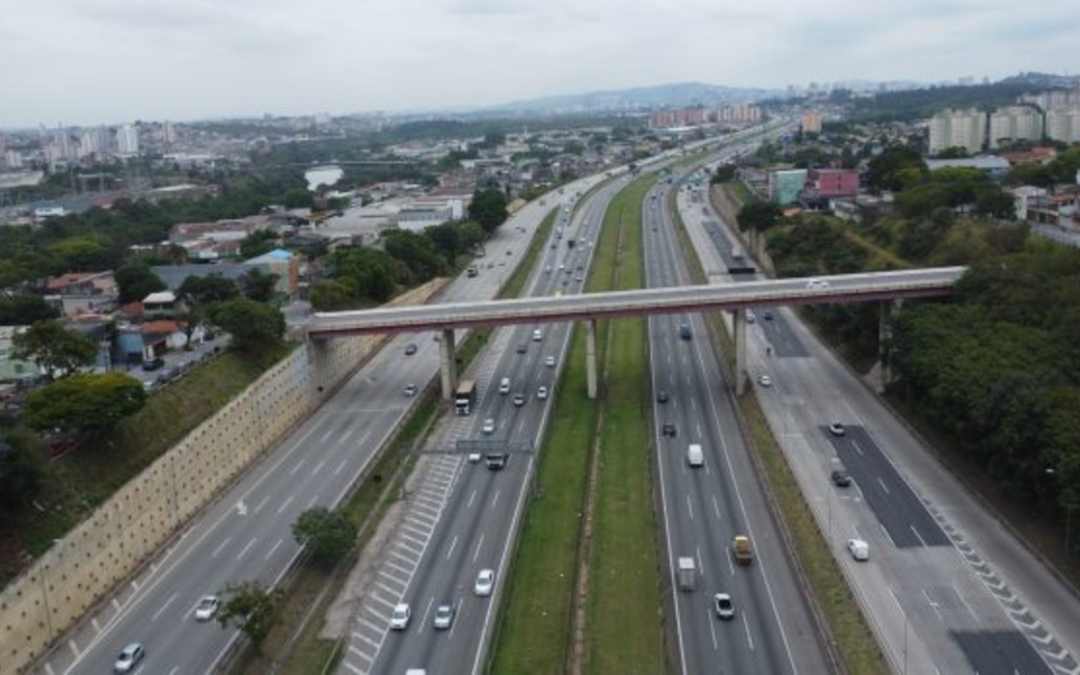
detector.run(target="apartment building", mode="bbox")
[989,106,1044,149]
[928,108,987,155]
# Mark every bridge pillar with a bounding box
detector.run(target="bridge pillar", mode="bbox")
[439,329,457,400]
[878,300,900,387]
[733,308,747,396]
[307,338,332,401]
[585,319,598,399]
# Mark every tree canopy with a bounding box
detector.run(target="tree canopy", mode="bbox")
[469,188,509,233]
[292,507,357,567]
[208,298,285,355]
[23,373,147,436]
[216,581,284,651]
[12,320,99,380]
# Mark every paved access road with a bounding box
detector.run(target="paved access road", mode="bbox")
[341,176,625,675]
[646,162,830,675]
[43,182,594,675]
[682,176,1080,675]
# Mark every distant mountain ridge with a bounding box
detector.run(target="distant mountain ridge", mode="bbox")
[490,81,781,113]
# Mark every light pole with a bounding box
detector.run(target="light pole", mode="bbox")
[1046,468,1075,558]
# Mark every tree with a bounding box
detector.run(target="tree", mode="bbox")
[240,230,278,260]
[326,247,396,303]
[216,581,284,652]
[283,188,315,209]
[23,373,147,436]
[177,275,240,349]
[469,188,509,233]
[0,293,59,326]
[208,298,285,355]
[0,433,45,515]
[292,507,358,567]
[238,269,279,303]
[866,145,928,192]
[382,229,447,283]
[736,201,783,234]
[309,280,352,311]
[12,320,98,380]
[115,261,166,304]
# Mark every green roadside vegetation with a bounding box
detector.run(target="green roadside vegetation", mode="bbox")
[250,209,558,673]
[585,177,667,673]
[4,346,291,580]
[490,175,668,673]
[671,185,888,673]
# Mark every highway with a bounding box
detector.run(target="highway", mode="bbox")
[645,167,830,674]
[342,176,623,674]
[41,184,587,675]
[677,173,1080,674]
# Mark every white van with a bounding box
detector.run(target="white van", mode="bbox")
[687,444,704,468]
[499,377,511,394]
[532,329,543,342]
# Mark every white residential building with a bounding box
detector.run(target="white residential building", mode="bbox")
[1045,109,1080,144]
[117,124,140,155]
[989,106,1044,149]
[928,109,986,155]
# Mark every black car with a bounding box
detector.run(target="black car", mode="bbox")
[662,422,677,437]
[831,470,853,487]
[678,323,692,340]
[142,356,165,371]
[657,390,669,404]
[516,344,527,354]
[485,453,508,471]
[404,343,418,356]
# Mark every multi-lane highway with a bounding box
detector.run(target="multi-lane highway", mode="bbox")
[678,169,1080,674]
[40,184,586,675]
[340,177,624,675]
[645,168,830,675]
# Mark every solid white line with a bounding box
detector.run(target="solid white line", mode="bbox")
[743,613,755,650]
[236,538,256,561]
[150,593,177,622]
[709,608,719,650]
[265,538,283,561]
[210,537,231,558]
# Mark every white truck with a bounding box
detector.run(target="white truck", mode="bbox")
[677,557,696,591]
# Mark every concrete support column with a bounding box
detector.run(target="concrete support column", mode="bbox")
[585,319,598,399]
[879,300,898,386]
[307,338,331,399]
[439,329,457,400]
[733,308,747,396]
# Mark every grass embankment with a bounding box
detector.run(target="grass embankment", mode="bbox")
[253,209,559,674]
[585,178,666,673]
[491,176,667,674]
[671,194,888,674]
[4,346,290,581]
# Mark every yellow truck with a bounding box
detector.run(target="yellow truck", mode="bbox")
[733,535,753,566]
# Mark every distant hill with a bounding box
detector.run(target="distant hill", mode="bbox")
[489,81,782,113]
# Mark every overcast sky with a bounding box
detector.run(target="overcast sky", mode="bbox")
[1,0,1076,128]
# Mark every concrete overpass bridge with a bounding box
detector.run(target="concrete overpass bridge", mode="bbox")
[307,267,965,398]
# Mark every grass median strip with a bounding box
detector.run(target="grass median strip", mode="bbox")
[584,175,667,674]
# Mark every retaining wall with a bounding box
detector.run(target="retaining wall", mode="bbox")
[0,279,445,674]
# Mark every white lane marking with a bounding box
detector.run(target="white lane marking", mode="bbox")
[921,587,945,624]
[709,608,719,651]
[312,460,326,475]
[320,429,333,443]
[952,585,980,622]
[306,494,319,509]
[887,586,905,616]
[277,495,295,515]
[419,596,435,635]
[742,613,755,650]
[265,538,284,561]
[877,477,890,495]
[333,458,348,476]
[446,536,459,561]
[150,593,177,622]
[236,538,257,561]
[210,537,232,558]
[686,495,695,521]
[911,525,927,547]
[491,489,501,509]
[289,458,306,476]
[467,490,477,508]
[852,440,864,456]
[712,495,722,522]
[473,533,485,563]
[880,524,896,548]
[253,496,270,513]
[339,428,354,444]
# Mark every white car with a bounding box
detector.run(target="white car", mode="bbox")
[806,278,830,290]
[194,595,220,621]
[390,603,411,630]
[713,593,735,620]
[537,386,549,400]
[475,569,495,596]
[482,418,495,434]
[545,356,556,368]
[113,643,145,673]
[757,375,772,387]
[828,421,846,437]
[433,603,455,629]
[403,383,418,397]
[847,539,870,561]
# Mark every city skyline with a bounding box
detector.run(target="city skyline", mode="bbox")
[1,0,1077,127]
